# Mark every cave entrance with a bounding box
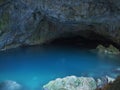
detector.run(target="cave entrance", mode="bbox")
[48,32,117,50]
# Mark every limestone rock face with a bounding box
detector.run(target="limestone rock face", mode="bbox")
[0,80,22,90]
[41,0,112,22]
[0,0,120,50]
[43,76,97,90]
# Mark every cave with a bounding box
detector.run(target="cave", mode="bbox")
[0,0,120,90]
[48,31,119,50]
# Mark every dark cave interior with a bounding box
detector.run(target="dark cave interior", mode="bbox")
[49,33,119,50]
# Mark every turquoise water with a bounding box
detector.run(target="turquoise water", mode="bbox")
[0,45,120,90]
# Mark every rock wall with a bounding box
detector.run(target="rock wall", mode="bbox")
[0,0,120,50]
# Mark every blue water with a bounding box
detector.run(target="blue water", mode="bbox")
[0,45,120,90]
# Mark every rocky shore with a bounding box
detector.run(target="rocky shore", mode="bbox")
[0,75,118,90]
[43,76,115,90]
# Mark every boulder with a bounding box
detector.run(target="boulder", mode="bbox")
[96,44,120,55]
[43,76,97,90]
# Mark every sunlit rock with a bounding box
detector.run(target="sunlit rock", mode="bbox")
[43,76,97,90]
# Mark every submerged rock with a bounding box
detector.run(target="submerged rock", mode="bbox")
[96,44,120,55]
[43,76,97,90]
[0,80,22,90]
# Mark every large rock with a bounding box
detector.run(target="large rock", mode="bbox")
[43,76,97,90]
[0,80,23,90]
[0,0,120,50]
[95,44,120,55]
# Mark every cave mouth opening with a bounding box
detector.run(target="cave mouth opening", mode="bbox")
[48,32,118,50]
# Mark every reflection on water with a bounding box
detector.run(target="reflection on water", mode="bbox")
[0,45,120,90]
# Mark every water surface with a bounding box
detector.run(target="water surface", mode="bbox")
[0,45,120,90]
